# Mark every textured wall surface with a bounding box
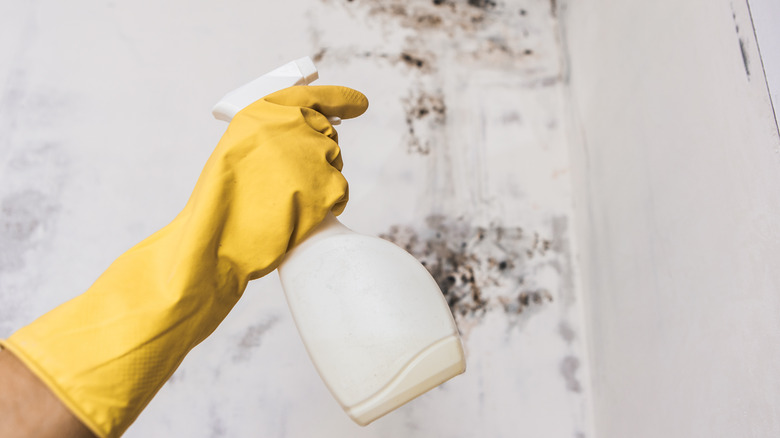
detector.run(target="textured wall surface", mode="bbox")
[0,1,592,437]
[561,0,780,436]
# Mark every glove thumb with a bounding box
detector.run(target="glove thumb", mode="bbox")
[263,85,369,120]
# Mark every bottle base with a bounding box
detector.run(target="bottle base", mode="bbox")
[344,334,466,426]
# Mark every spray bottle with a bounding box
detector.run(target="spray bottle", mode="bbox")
[212,57,466,425]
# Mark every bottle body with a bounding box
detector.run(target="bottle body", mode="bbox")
[278,214,465,424]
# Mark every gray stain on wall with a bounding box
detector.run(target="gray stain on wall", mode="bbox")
[0,86,71,335]
[232,316,280,363]
[731,5,750,79]
[559,355,582,393]
[0,189,60,272]
[208,404,227,438]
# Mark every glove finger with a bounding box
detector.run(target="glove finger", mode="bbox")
[331,150,344,172]
[300,107,339,142]
[332,185,349,216]
[263,85,369,120]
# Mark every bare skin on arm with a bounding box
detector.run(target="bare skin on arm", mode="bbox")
[0,349,95,438]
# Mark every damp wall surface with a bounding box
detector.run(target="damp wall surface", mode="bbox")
[0,1,592,437]
[561,0,780,437]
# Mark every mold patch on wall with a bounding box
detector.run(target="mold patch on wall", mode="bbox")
[380,214,562,333]
[326,0,554,69]
[402,88,447,155]
[313,0,562,157]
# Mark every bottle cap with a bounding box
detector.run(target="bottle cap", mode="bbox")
[295,57,319,84]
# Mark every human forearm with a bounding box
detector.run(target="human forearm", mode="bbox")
[0,348,95,438]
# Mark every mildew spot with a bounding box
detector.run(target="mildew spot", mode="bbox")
[209,404,227,438]
[232,316,279,362]
[315,0,561,156]
[402,89,446,155]
[400,52,428,70]
[467,0,497,10]
[560,355,582,392]
[380,215,557,327]
[332,0,542,63]
[558,320,576,344]
[0,190,59,272]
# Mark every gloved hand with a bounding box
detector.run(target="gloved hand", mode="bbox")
[0,85,369,438]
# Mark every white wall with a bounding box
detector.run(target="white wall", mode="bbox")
[561,0,780,436]
[0,1,592,437]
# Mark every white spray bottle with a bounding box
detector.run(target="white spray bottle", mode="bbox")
[212,57,466,425]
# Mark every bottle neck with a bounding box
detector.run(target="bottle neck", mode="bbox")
[308,211,352,242]
[282,212,353,266]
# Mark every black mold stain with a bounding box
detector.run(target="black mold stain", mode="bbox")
[467,0,496,9]
[316,0,559,156]
[335,0,525,51]
[400,52,427,69]
[402,89,446,155]
[560,355,582,393]
[232,317,279,362]
[514,290,553,310]
[380,215,556,324]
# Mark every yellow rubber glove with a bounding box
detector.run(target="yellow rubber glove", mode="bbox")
[0,85,369,438]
